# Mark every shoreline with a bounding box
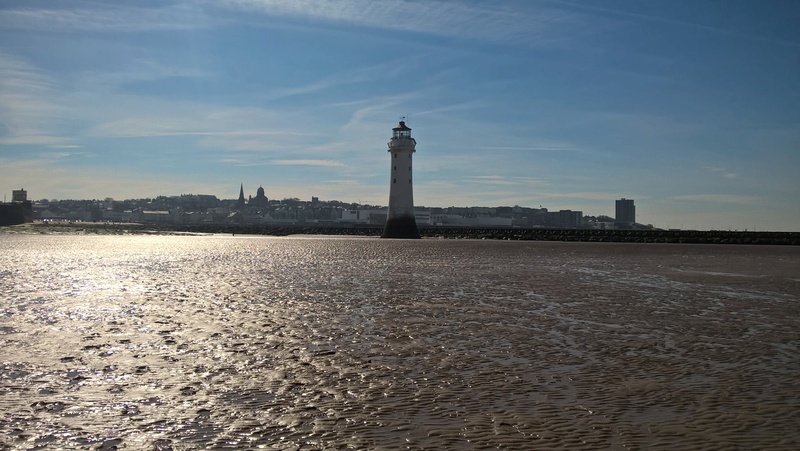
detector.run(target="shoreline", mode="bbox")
[2,221,799,245]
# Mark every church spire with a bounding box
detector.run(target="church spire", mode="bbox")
[237,183,246,209]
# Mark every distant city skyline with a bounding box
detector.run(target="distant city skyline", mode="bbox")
[1,1,798,231]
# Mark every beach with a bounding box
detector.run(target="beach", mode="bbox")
[1,234,798,449]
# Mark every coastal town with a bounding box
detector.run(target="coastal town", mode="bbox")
[2,186,646,231]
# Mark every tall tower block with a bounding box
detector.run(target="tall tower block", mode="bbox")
[382,121,420,239]
[615,198,636,225]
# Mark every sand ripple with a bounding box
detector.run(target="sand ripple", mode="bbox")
[1,236,798,449]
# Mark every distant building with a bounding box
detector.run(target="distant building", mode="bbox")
[476,216,513,227]
[546,210,583,228]
[615,198,636,225]
[12,188,27,202]
[341,209,387,224]
[248,186,269,208]
[415,209,432,226]
[176,194,220,209]
[1,188,33,225]
[102,210,134,222]
[137,209,172,223]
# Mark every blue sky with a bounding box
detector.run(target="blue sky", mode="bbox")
[1,0,798,231]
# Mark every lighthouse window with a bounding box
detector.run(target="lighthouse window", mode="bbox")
[393,178,396,183]
[394,154,397,159]
[393,166,396,171]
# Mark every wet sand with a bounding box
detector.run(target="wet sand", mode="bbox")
[1,235,798,449]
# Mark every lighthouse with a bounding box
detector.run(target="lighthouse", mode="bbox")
[382,120,420,239]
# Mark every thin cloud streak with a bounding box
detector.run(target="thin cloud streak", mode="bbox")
[704,166,738,179]
[81,58,214,89]
[468,176,548,187]
[263,61,408,102]
[1,1,574,46]
[272,160,345,167]
[550,0,800,48]
[538,192,626,201]
[672,195,757,205]
[0,53,56,92]
[473,145,581,152]
[222,0,570,43]
[0,135,73,146]
[0,3,218,32]
[0,53,72,146]
[0,157,228,200]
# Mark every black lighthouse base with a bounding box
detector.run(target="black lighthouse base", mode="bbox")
[381,215,421,239]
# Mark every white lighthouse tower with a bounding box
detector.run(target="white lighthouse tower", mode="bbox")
[382,120,420,239]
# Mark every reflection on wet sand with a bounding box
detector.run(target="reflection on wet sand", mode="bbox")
[1,235,798,449]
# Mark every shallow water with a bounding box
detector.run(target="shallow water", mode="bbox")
[1,235,799,449]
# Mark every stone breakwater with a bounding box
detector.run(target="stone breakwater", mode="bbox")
[6,222,799,245]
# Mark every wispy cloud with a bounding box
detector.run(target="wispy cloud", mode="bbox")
[91,118,305,140]
[0,53,73,147]
[0,55,55,92]
[472,145,580,152]
[1,0,572,43]
[223,0,571,43]
[550,0,800,48]
[81,58,214,89]
[90,117,210,138]
[272,159,345,167]
[414,101,482,117]
[0,156,229,200]
[539,191,624,201]
[0,135,74,146]
[672,194,757,204]
[264,61,409,102]
[704,166,738,179]
[0,3,218,32]
[337,97,411,138]
[38,151,89,159]
[468,176,547,187]
[89,109,323,153]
